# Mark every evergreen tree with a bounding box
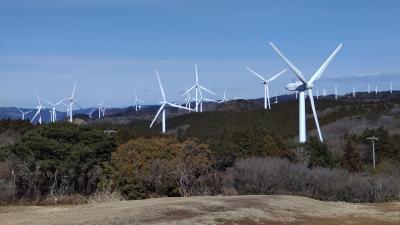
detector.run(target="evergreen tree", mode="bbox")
[305,137,334,168]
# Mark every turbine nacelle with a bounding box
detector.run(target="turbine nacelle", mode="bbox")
[286,81,304,91]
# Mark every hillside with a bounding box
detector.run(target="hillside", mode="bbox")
[0,195,399,225]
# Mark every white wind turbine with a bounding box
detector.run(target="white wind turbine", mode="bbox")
[97,100,105,119]
[43,98,66,123]
[352,87,356,98]
[183,64,216,112]
[87,107,95,119]
[134,91,144,112]
[16,108,32,120]
[390,82,393,94]
[218,89,227,103]
[196,89,218,112]
[31,87,45,124]
[246,67,287,109]
[368,84,371,94]
[183,87,192,111]
[270,42,342,143]
[67,83,77,123]
[150,71,193,133]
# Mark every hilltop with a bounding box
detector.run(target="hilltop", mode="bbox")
[0,195,399,225]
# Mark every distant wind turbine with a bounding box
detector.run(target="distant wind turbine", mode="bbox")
[67,83,77,123]
[246,67,287,109]
[31,87,44,124]
[150,71,193,133]
[43,98,66,122]
[16,108,32,120]
[183,64,216,112]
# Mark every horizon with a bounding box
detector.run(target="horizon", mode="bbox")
[1,0,400,108]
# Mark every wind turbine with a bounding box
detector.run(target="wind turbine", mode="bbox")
[31,87,45,124]
[67,83,77,123]
[196,89,218,112]
[87,107,95,119]
[218,89,227,103]
[352,87,356,98]
[368,84,371,94]
[246,67,287,109]
[183,87,192,110]
[270,42,342,143]
[150,71,192,133]
[43,98,66,122]
[97,100,105,119]
[390,82,393,94]
[16,108,32,120]
[183,64,216,112]
[134,91,144,112]
[375,85,378,94]
[316,88,319,99]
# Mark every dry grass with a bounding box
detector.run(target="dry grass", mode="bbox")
[0,195,399,225]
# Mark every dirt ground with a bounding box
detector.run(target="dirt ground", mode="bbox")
[0,195,399,225]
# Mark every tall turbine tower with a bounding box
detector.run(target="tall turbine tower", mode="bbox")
[390,82,393,94]
[270,42,342,143]
[43,98,66,122]
[67,83,77,123]
[246,67,287,109]
[183,64,215,112]
[334,85,338,100]
[31,87,44,124]
[150,71,192,133]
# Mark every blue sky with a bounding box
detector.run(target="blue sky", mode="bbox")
[1,0,400,108]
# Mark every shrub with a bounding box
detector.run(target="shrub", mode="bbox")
[109,136,212,199]
[233,157,400,203]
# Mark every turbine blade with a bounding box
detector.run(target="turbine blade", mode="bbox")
[42,98,54,106]
[308,89,323,142]
[16,107,23,114]
[55,97,67,105]
[71,82,76,98]
[269,42,307,84]
[31,109,40,122]
[150,103,165,128]
[199,85,216,95]
[182,85,196,96]
[156,71,166,100]
[309,43,342,85]
[167,102,193,110]
[246,67,267,82]
[34,86,41,104]
[195,64,198,83]
[267,68,288,82]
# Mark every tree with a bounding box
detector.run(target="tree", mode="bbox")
[3,122,117,200]
[109,136,211,199]
[305,137,334,168]
[341,139,363,172]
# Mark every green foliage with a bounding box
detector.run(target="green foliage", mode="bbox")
[108,136,212,199]
[4,122,117,198]
[305,137,334,168]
